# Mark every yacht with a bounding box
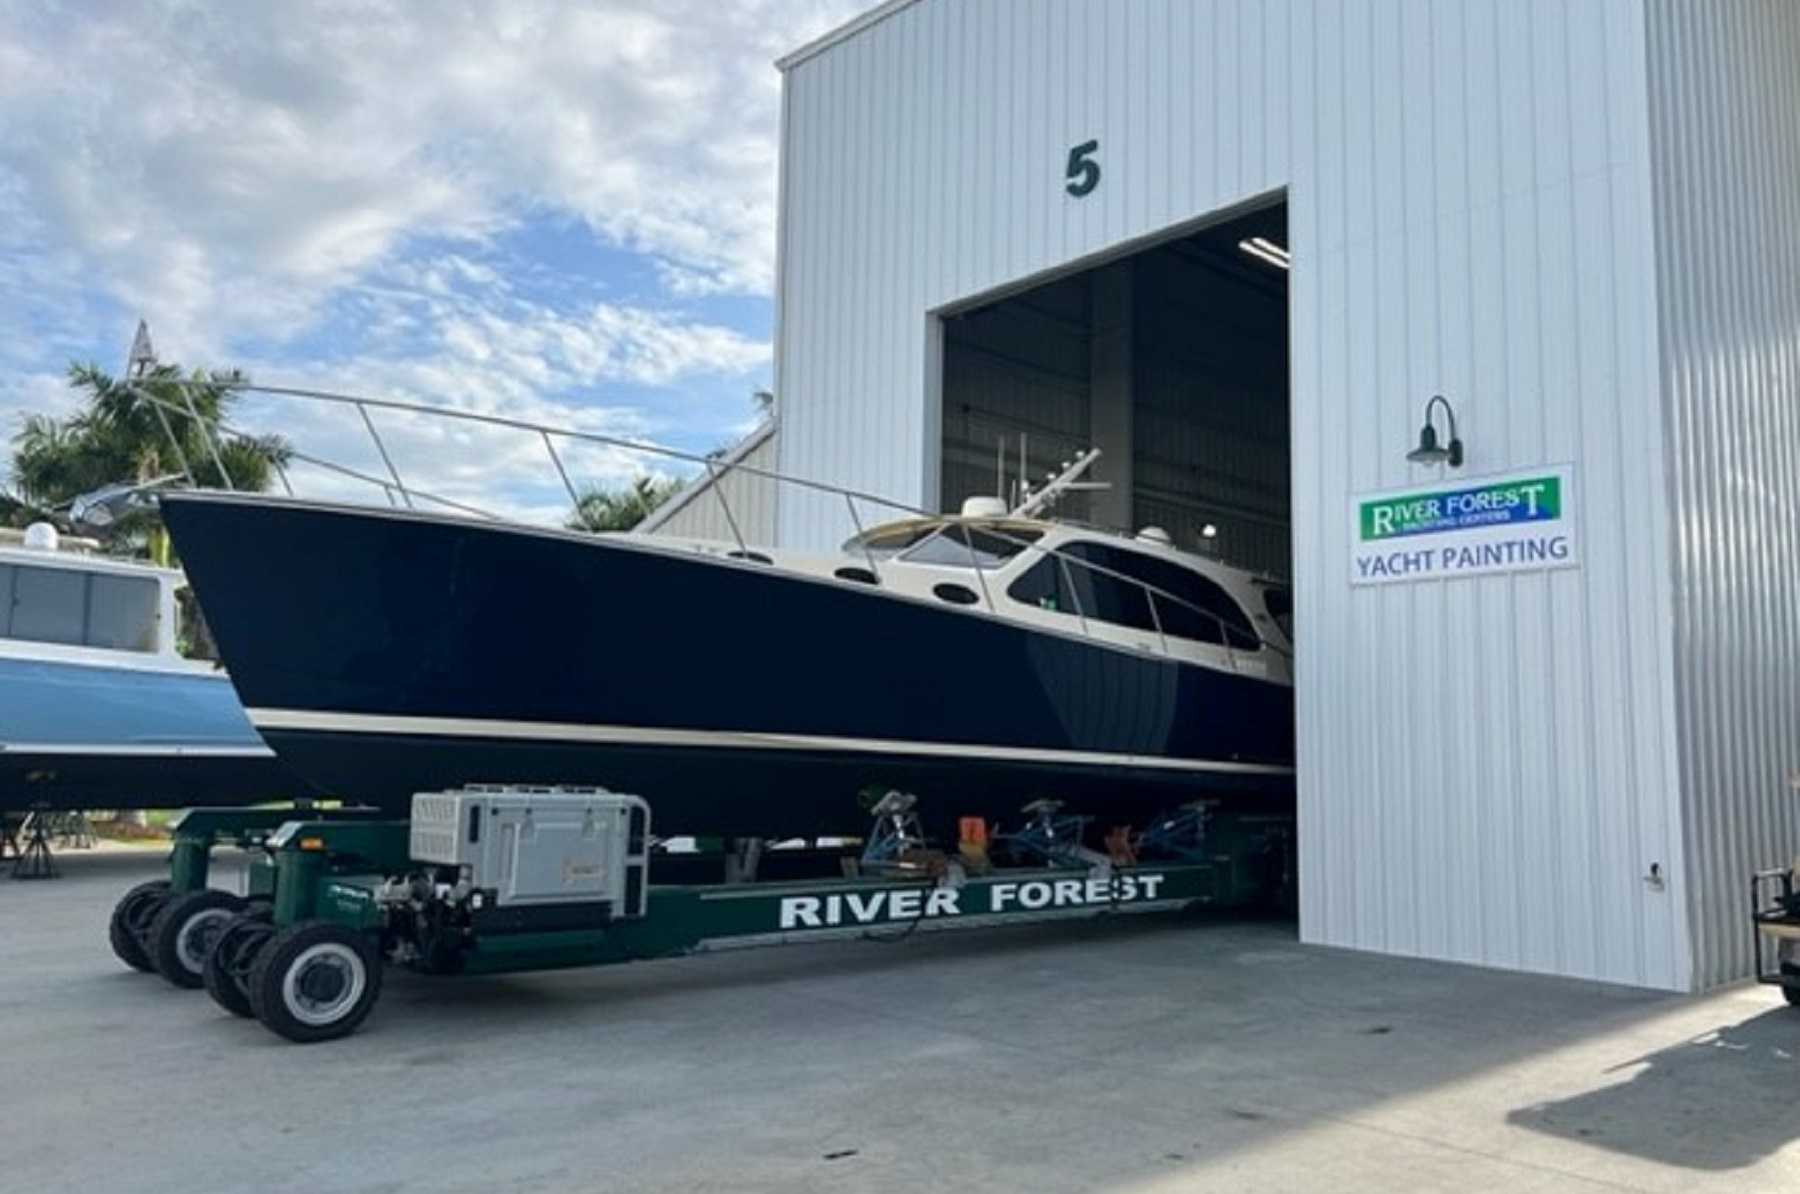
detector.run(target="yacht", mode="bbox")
[157,463,1293,839]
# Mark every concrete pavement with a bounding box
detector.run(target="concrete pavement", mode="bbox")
[2,846,1795,1193]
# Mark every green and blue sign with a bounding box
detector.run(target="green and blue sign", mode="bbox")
[1352,466,1577,584]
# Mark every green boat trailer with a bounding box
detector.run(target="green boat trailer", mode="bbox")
[109,786,1293,1043]
[106,804,386,990]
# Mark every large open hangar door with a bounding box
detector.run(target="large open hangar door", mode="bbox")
[938,199,1291,581]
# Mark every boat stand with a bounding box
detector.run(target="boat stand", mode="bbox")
[12,805,59,880]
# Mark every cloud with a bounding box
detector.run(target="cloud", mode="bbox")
[0,0,864,496]
[4,2,853,306]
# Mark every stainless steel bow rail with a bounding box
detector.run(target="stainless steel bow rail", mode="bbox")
[113,376,1291,666]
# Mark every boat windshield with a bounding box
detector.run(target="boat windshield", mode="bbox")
[849,521,1043,570]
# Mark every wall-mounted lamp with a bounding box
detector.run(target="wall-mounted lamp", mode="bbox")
[1406,394,1464,468]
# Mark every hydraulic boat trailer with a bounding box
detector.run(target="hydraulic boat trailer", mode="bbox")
[108,786,1294,1043]
[1750,857,1800,1010]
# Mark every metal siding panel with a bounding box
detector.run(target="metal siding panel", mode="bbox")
[778,0,1689,989]
[1649,0,1800,989]
[780,0,1298,548]
[1292,0,1684,989]
[640,435,780,545]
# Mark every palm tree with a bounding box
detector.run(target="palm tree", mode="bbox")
[566,475,686,532]
[7,361,292,562]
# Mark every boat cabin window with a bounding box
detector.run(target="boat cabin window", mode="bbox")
[932,582,980,605]
[0,563,161,652]
[849,522,1042,570]
[1006,542,1261,649]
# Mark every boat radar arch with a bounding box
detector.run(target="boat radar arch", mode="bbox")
[22,522,59,551]
[960,496,1009,518]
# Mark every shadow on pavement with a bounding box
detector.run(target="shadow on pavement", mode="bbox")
[1510,1004,1800,1170]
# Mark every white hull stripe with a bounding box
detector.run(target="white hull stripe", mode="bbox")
[247,708,1295,778]
[1,743,276,759]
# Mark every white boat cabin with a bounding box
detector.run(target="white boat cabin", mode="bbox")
[648,503,1294,686]
[0,523,189,663]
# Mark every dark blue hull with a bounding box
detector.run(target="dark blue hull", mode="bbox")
[161,494,1295,837]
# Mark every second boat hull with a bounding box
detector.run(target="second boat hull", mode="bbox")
[0,655,305,811]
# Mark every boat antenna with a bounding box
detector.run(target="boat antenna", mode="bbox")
[126,319,157,378]
[1010,447,1107,518]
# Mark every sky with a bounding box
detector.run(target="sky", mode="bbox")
[0,0,869,521]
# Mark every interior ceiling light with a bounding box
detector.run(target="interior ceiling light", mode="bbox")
[1406,394,1464,468]
[1237,236,1290,270]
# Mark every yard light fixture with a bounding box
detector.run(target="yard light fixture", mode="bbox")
[1406,394,1464,468]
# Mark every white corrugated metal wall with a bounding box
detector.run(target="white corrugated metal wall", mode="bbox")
[1647,0,1800,989]
[637,424,780,544]
[777,0,1298,542]
[776,0,1689,989]
[1290,0,1681,989]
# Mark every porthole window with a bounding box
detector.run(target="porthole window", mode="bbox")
[834,566,880,585]
[932,582,980,606]
[726,550,773,565]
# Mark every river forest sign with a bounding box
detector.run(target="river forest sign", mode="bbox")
[1351,466,1578,585]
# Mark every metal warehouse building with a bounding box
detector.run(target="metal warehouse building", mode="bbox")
[759,0,1800,993]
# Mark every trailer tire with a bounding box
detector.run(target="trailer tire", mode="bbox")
[1781,962,1800,1009]
[108,880,172,973]
[203,910,275,1018]
[249,921,383,1043]
[149,889,248,989]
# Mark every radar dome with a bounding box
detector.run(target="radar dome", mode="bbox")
[22,522,59,551]
[960,496,1009,518]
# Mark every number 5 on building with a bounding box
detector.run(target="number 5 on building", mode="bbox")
[1065,140,1100,197]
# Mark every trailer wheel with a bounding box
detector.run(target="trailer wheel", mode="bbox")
[1781,961,1800,1009]
[108,880,172,973]
[249,921,383,1043]
[202,910,275,1018]
[149,889,248,989]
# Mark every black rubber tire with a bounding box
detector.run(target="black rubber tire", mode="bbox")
[108,880,172,973]
[1781,961,1800,1009]
[202,910,275,1018]
[148,889,248,989]
[248,921,383,1044]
